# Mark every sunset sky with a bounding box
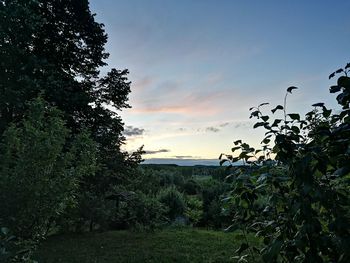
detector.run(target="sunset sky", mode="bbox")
[90,0,349,164]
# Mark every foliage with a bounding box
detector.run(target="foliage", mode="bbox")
[130,168,162,195]
[1,226,38,262]
[159,171,185,188]
[200,179,230,228]
[158,187,187,221]
[185,196,203,226]
[183,179,201,195]
[135,165,232,228]
[110,192,167,230]
[0,0,130,147]
[0,0,140,232]
[220,64,350,262]
[59,192,115,233]
[0,98,97,239]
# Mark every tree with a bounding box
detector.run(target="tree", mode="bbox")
[158,187,187,221]
[221,64,350,262]
[0,0,141,229]
[0,0,134,176]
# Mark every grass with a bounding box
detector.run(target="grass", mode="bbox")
[35,228,259,263]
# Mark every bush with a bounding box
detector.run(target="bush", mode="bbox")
[185,196,203,226]
[158,187,187,221]
[183,179,201,195]
[0,226,37,262]
[0,98,97,239]
[111,192,167,230]
[131,168,162,195]
[220,64,350,262]
[199,179,229,227]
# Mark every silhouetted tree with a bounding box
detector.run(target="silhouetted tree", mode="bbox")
[0,0,143,233]
[0,0,138,189]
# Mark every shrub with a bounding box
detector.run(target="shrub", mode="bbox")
[220,64,350,262]
[111,192,167,230]
[0,226,37,262]
[158,187,187,221]
[185,196,203,226]
[183,179,201,195]
[0,98,97,239]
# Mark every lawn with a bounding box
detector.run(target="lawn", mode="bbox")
[35,228,257,263]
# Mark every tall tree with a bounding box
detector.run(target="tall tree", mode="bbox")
[0,0,136,183]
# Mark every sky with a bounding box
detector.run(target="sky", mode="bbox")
[90,0,350,165]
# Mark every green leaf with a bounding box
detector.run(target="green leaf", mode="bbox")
[234,140,242,145]
[257,173,269,183]
[337,76,350,88]
[256,183,268,190]
[291,126,300,134]
[261,138,270,144]
[262,239,282,262]
[232,146,241,152]
[261,115,269,122]
[311,102,324,107]
[288,113,300,121]
[271,105,283,114]
[329,85,341,93]
[235,243,249,254]
[287,86,298,93]
[248,147,255,153]
[250,110,260,118]
[271,119,282,127]
[259,102,269,107]
[335,68,344,73]
[224,224,238,232]
[322,107,332,118]
[253,122,266,129]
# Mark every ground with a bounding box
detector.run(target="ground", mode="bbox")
[35,228,257,263]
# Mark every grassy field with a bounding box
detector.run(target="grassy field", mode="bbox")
[35,228,257,263]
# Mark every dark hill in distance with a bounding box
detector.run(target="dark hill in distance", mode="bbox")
[142,158,243,166]
[142,158,219,166]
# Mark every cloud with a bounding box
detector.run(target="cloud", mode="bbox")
[173,155,197,159]
[205,126,220,133]
[219,122,230,127]
[133,76,153,91]
[131,105,190,114]
[128,82,230,116]
[233,122,251,129]
[123,126,145,136]
[144,149,170,155]
[200,122,239,133]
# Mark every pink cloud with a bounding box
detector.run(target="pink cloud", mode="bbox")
[128,89,228,115]
[132,76,153,92]
[130,105,219,115]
